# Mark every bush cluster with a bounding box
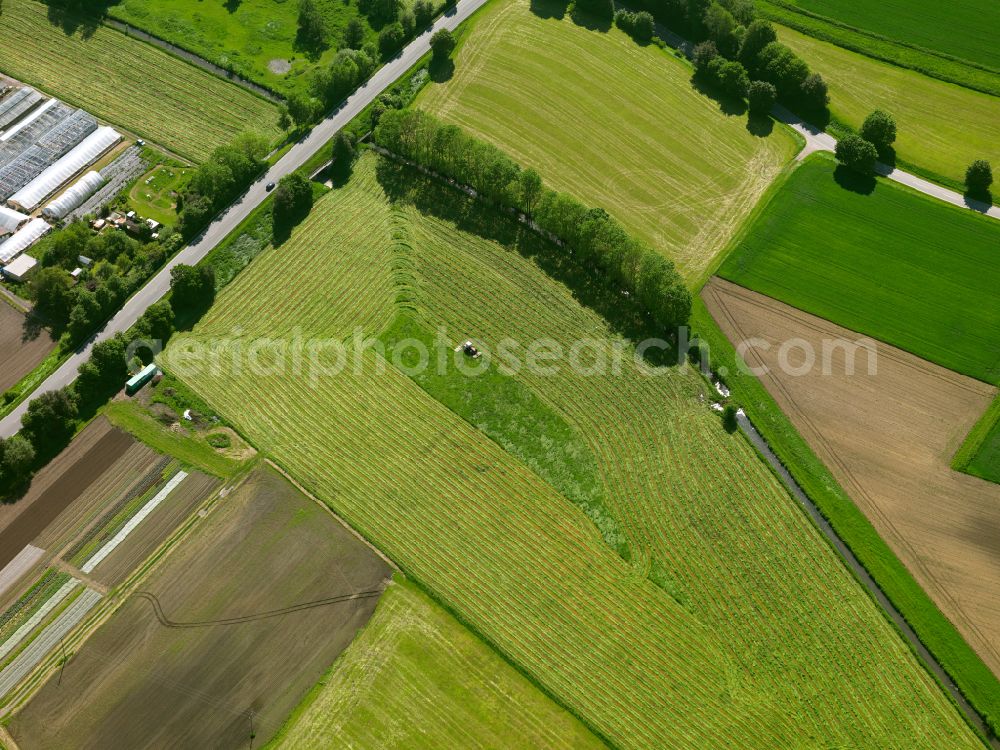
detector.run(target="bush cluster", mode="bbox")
[374,109,691,333]
[178,133,270,238]
[31,222,173,345]
[614,10,655,43]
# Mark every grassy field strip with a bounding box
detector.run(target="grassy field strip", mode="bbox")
[0,0,282,161]
[0,587,101,701]
[0,580,79,665]
[401,194,979,745]
[79,471,188,574]
[763,0,1000,72]
[418,0,798,283]
[0,546,44,601]
[270,577,607,749]
[167,154,982,748]
[775,24,1000,189]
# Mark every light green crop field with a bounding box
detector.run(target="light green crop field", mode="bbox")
[955,396,1000,485]
[417,0,799,284]
[720,155,1000,385]
[0,0,283,162]
[269,577,606,749]
[765,0,1000,70]
[164,153,981,749]
[776,25,1000,188]
[107,0,381,99]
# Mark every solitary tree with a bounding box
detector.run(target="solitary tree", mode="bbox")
[965,159,993,196]
[835,134,878,175]
[747,80,777,116]
[859,109,896,153]
[21,389,78,454]
[0,435,35,497]
[272,173,315,226]
[722,404,738,433]
[332,131,357,167]
[430,28,455,61]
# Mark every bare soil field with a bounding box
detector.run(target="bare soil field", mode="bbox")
[703,277,1000,678]
[9,468,392,750]
[0,419,135,570]
[0,304,55,395]
[87,471,219,587]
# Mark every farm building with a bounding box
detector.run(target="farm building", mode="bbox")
[0,102,73,168]
[2,253,37,281]
[42,170,104,219]
[0,218,49,264]
[8,126,120,211]
[0,110,99,202]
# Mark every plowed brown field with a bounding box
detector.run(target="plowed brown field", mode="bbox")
[0,304,55,395]
[703,277,1000,677]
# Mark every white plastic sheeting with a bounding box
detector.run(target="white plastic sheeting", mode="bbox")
[8,126,120,211]
[0,99,57,143]
[0,218,50,264]
[0,206,27,235]
[42,170,104,220]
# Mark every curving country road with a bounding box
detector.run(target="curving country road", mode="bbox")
[0,0,489,439]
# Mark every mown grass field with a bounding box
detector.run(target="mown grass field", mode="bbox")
[776,25,1000,188]
[720,155,1000,385]
[0,0,283,161]
[164,153,982,749]
[764,0,1000,70]
[417,0,799,283]
[107,0,380,99]
[269,576,606,749]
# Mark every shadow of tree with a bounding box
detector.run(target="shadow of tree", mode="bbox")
[428,56,455,83]
[224,0,242,13]
[20,311,49,344]
[833,164,876,195]
[745,114,774,138]
[42,0,114,38]
[569,5,612,32]
[963,189,995,213]
[530,0,570,20]
[689,76,747,117]
[373,156,679,367]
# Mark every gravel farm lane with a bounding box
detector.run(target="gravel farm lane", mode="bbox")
[0,0,489,439]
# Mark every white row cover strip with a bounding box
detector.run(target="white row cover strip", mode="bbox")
[0,205,27,235]
[0,218,49,265]
[42,170,104,220]
[0,587,102,700]
[0,579,80,664]
[0,545,45,602]
[80,470,188,574]
[0,99,57,143]
[8,126,121,211]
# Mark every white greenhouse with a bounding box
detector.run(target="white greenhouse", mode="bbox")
[8,126,121,211]
[42,170,105,220]
[0,218,50,265]
[0,205,27,236]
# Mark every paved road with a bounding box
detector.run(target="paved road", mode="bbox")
[0,0,488,439]
[774,105,1000,219]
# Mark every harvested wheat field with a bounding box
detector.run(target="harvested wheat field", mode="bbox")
[0,304,55,395]
[703,277,1000,678]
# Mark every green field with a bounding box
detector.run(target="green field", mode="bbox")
[270,577,606,749]
[954,396,1000,484]
[776,25,1000,188]
[720,155,1000,384]
[107,0,383,99]
[417,0,799,283]
[0,0,283,161]
[163,153,981,748]
[765,0,1000,71]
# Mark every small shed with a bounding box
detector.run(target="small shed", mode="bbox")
[2,253,38,281]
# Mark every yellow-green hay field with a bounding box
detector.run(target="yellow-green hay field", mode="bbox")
[164,154,981,749]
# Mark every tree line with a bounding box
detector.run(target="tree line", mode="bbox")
[177,132,271,239]
[373,108,691,334]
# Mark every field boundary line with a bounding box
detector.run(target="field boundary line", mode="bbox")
[264,459,399,571]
